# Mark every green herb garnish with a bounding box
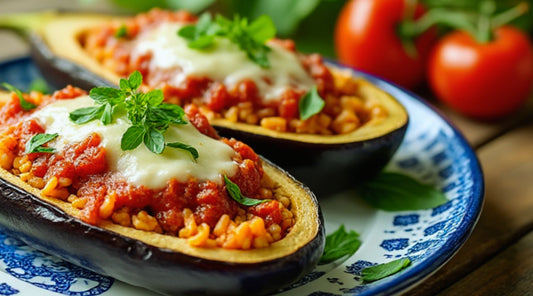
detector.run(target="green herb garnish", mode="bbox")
[299,86,325,120]
[28,79,51,94]
[167,142,199,161]
[1,82,37,110]
[357,172,448,211]
[178,13,276,68]
[70,71,198,156]
[361,258,411,282]
[224,175,270,206]
[115,24,128,38]
[25,133,58,154]
[319,224,361,264]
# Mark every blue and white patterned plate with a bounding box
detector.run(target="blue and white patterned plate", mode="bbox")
[0,57,483,296]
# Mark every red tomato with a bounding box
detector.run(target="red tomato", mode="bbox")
[428,26,533,119]
[334,0,436,89]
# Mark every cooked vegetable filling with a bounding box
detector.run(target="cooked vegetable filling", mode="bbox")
[81,9,389,135]
[0,86,294,249]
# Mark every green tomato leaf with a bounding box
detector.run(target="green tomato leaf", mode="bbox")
[121,125,145,151]
[25,133,58,154]
[144,127,165,154]
[357,172,449,211]
[2,82,37,110]
[224,175,270,206]
[319,225,361,264]
[69,105,105,124]
[361,258,411,282]
[167,142,199,161]
[299,86,325,120]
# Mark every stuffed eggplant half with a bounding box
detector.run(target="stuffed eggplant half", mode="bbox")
[0,9,408,194]
[0,78,324,296]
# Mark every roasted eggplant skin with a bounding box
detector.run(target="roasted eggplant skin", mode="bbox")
[0,158,324,296]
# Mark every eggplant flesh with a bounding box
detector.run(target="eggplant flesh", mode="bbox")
[0,148,324,296]
[4,12,408,195]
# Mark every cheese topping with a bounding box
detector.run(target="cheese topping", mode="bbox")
[132,22,316,103]
[30,96,238,188]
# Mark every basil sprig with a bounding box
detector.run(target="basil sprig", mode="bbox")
[25,133,58,154]
[178,13,276,68]
[357,172,448,211]
[224,175,270,206]
[69,71,199,159]
[1,82,37,111]
[319,224,361,264]
[361,258,411,282]
[299,86,325,120]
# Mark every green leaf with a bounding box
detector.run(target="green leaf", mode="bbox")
[119,78,130,93]
[25,133,58,154]
[101,103,113,125]
[167,142,199,161]
[89,87,123,104]
[357,172,449,211]
[28,79,51,94]
[158,103,187,124]
[247,15,276,43]
[144,89,164,106]
[121,125,144,151]
[361,258,411,282]
[115,24,128,38]
[128,71,143,90]
[224,175,270,206]
[69,105,104,124]
[319,225,361,264]
[2,82,37,110]
[299,86,325,120]
[144,128,165,154]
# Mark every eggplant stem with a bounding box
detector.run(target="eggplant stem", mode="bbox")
[0,11,57,36]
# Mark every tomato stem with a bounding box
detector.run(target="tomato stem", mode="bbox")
[399,0,529,44]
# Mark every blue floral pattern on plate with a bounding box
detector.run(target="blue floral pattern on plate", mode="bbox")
[0,58,483,296]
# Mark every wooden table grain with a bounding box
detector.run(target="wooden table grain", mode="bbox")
[1,1,533,295]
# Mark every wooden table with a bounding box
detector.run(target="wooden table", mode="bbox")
[1,1,533,295]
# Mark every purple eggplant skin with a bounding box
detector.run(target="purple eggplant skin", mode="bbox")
[0,159,324,296]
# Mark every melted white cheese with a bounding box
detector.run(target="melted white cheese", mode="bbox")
[30,96,238,189]
[132,22,316,103]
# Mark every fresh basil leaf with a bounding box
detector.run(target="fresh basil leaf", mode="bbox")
[167,142,199,161]
[119,78,130,93]
[115,24,128,38]
[25,133,58,154]
[319,225,361,264]
[178,24,197,39]
[89,87,123,104]
[28,79,51,94]
[224,175,270,206]
[158,103,187,124]
[361,258,411,282]
[247,15,276,43]
[69,105,104,124]
[145,89,164,106]
[299,86,325,120]
[189,35,216,49]
[144,128,165,154]
[357,172,448,211]
[128,71,143,90]
[121,125,145,151]
[101,103,113,125]
[2,82,37,110]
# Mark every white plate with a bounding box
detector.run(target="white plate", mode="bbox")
[0,57,484,296]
